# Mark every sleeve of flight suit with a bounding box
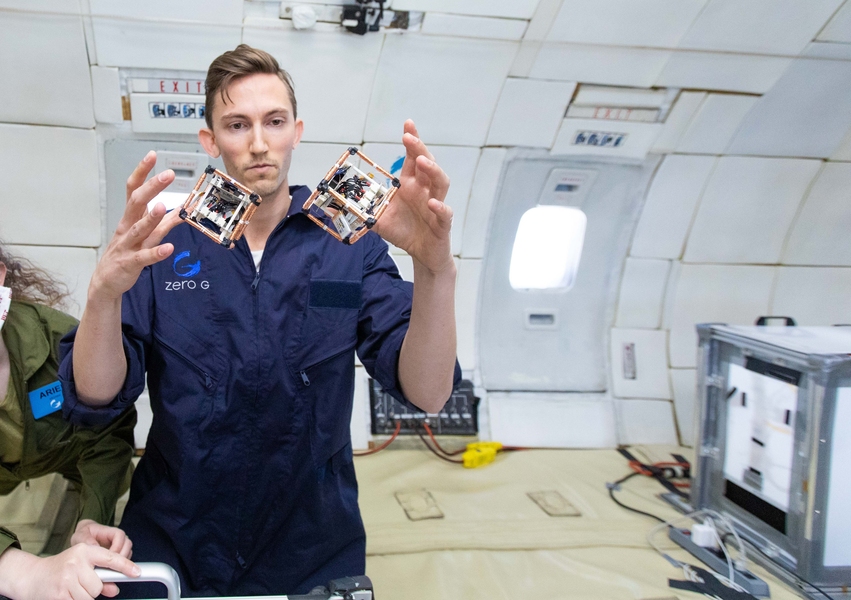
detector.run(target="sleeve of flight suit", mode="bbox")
[72,405,136,525]
[355,233,461,407]
[0,527,20,555]
[59,266,155,427]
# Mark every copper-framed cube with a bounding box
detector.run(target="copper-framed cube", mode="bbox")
[179,166,261,249]
[302,147,400,244]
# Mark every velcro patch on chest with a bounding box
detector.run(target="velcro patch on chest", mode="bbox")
[309,280,362,309]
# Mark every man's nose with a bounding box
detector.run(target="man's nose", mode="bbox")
[249,125,269,154]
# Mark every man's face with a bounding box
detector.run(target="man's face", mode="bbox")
[201,73,303,199]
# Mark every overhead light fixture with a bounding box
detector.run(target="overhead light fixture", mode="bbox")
[509,205,587,291]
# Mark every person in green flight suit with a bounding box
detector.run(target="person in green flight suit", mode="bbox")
[0,243,136,553]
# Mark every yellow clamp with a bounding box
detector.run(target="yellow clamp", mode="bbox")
[462,442,503,469]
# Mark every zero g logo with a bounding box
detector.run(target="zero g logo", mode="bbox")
[166,250,209,291]
[173,251,201,277]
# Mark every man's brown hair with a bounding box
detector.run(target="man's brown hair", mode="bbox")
[205,44,297,128]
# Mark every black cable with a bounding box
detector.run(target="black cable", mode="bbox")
[416,429,463,464]
[607,472,668,524]
[721,534,836,600]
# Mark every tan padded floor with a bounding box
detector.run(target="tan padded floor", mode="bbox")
[356,445,803,600]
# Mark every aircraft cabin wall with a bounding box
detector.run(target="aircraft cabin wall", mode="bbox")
[1,0,851,452]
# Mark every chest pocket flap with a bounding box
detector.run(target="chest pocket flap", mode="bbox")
[300,279,361,369]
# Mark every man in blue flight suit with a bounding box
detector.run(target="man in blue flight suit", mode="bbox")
[59,44,460,597]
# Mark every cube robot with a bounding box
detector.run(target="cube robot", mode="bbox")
[302,147,400,244]
[179,166,261,249]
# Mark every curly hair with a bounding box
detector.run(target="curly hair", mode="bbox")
[0,243,69,308]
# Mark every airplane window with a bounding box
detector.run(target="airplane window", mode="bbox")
[508,205,586,291]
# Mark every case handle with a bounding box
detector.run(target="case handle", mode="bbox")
[95,562,181,600]
[754,316,796,326]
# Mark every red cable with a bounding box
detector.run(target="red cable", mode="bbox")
[422,422,466,456]
[354,420,401,456]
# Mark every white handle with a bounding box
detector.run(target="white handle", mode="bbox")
[95,562,181,600]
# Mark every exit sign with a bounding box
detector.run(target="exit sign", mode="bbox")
[130,78,206,95]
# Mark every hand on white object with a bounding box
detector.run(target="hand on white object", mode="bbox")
[71,520,133,558]
[0,543,140,600]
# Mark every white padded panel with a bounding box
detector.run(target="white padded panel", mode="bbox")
[0,0,79,11]
[803,41,851,60]
[531,43,671,88]
[422,13,528,40]
[651,91,706,153]
[365,35,517,146]
[351,367,371,450]
[525,0,564,41]
[89,0,243,24]
[456,259,482,371]
[783,163,851,266]
[0,12,94,128]
[668,264,775,368]
[771,267,851,326]
[289,142,359,190]
[616,399,678,446]
[91,66,123,124]
[460,148,506,259]
[727,59,851,159]
[630,155,716,259]
[0,125,99,247]
[486,79,576,148]
[818,1,851,42]
[390,254,414,282]
[244,25,384,143]
[832,125,851,161]
[655,52,791,95]
[361,143,480,256]
[683,157,821,264]
[6,245,96,319]
[670,368,697,446]
[551,119,662,159]
[677,0,844,55]
[616,258,670,329]
[547,0,707,48]
[610,329,671,400]
[487,392,617,448]
[676,94,758,155]
[92,17,241,70]
[390,0,542,19]
[509,41,542,78]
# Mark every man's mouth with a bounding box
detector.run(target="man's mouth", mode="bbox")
[247,163,275,172]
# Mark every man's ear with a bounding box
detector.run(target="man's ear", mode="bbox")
[199,127,220,158]
[0,262,7,287]
[293,118,304,150]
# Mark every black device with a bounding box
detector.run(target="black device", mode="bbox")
[369,378,478,436]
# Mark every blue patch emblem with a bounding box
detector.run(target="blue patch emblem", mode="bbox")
[390,156,405,175]
[29,381,64,419]
[173,250,201,277]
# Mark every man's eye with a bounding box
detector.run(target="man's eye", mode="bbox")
[270,119,285,126]
[230,123,244,130]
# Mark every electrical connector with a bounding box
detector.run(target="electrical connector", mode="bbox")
[462,442,503,469]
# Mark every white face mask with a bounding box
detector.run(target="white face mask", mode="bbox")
[0,286,11,334]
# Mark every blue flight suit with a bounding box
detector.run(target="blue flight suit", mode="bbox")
[58,185,461,596]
